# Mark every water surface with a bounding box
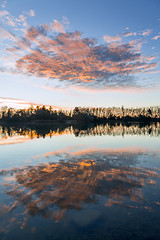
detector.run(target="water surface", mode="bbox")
[0,123,160,240]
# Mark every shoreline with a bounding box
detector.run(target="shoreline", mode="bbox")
[0,118,159,127]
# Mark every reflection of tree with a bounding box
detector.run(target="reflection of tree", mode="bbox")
[2,152,159,222]
[0,125,73,140]
[73,123,160,137]
[0,123,160,142]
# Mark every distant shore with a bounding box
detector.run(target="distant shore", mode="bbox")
[0,106,160,127]
[0,117,160,127]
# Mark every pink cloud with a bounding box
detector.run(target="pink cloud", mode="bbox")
[122,31,137,37]
[152,35,160,40]
[71,85,149,94]
[28,10,35,17]
[0,136,31,145]
[0,97,73,110]
[0,27,16,40]
[51,20,65,33]
[0,8,35,29]
[0,97,38,108]
[104,34,122,43]
[39,146,160,160]
[140,29,152,36]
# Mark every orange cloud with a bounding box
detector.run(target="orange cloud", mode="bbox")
[11,27,157,89]
[0,10,158,90]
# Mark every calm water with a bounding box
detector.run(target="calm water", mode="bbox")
[0,123,160,240]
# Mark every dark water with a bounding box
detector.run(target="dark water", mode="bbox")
[0,123,160,240]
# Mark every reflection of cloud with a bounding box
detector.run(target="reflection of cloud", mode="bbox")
[42,145,82,157]
[0,136,30,145]
[72,147,152,155]
[0,125,73,145]
[41,146,158,160]
[1,150,159,224]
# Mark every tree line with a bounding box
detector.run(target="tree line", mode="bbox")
[0,105,160,123]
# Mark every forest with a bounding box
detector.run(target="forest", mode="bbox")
[0,105,160,124]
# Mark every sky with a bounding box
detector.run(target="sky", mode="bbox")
[0,0,160,108]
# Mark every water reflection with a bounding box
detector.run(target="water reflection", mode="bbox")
[0,122,160,145]
[1,124,160,239]
[1,150,160,225]
[0,125,73,145]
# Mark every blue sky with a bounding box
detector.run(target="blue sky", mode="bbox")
[0,0,160,108]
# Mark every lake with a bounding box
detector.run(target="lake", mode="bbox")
[0,123,160,240]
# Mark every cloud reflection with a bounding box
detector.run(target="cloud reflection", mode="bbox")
[1,149,159,225]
